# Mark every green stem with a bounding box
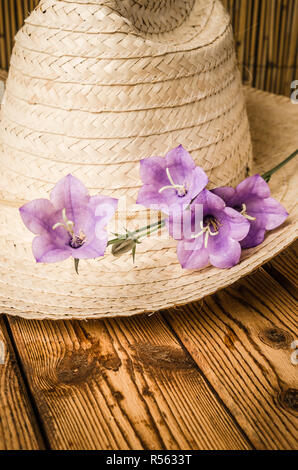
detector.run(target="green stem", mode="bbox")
[108,220,164,246]
[135,220,164,235]
[261,149,298,182]
[109,220,165,244]
[138,220,165,239]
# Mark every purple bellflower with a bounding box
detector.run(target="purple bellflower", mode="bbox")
[20,174,118,263]
[212,174,288,249]
[168,190,250,269]
[136,145,208,214]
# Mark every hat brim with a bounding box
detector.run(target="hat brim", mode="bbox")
[0,86,297,320]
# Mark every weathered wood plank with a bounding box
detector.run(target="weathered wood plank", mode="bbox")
[264,241,297,300]
[7,314,252,450]
[164,269,298,450]
[0,316,44,450]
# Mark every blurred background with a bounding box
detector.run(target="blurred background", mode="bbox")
[0,0,297,96]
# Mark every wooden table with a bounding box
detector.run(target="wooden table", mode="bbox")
[0,242,297,451]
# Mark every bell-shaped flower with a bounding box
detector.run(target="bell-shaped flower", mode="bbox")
[212,175,288,249]
[168,190,250,269]
[136,145,208,214]
[19,174,118,263]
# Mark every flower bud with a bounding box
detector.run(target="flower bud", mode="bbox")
[111,238,136,257]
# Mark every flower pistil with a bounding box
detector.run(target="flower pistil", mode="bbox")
[159,168,187,197]
[191,216,221,248]
[238,203,256,221]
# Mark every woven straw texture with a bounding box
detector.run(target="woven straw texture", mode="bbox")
[1,1,297,97]
[0,0,296,320]
[0,0,252,203]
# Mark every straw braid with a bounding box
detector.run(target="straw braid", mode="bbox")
[3,76,242,138]
[6,53,237,112]
[0,108,249,183]
[0,96,247,166]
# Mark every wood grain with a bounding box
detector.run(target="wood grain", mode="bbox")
[264,240,298,300]
[0,316,44,450]
[164,268,298,450]
[7,314,252,450]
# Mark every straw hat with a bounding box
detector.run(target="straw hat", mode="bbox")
[0,0,297,320]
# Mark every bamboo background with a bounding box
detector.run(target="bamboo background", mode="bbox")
[0,0,297,96]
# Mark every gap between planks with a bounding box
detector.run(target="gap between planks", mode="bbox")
[263,240,297,300]
[0,316,45,450]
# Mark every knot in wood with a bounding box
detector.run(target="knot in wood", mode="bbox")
[279,388,298,413]
[258,327,293,350]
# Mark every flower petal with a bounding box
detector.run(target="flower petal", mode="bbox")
[236,174,271,200]
[246,197,288,230]
[89,195,118,229]
[209,236,241,269]
[32,235,71,263]
[50,174,90,220]
[224,207,250,241]
[165,146,197,188]
[166,208,184,240]
[136,185,175,213]
[71,235,108,259]
[70,206,96,241]
[240,221,266,249]
[165,145,196,171]
[212,186,235,204]
[167,202,203,240]
[177,238,209,270]
[187,167,209,200]
[19,199,57,235]
[195,189,226,214]
[139,156,168,186]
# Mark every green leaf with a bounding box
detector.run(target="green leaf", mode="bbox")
[74,258,80,275]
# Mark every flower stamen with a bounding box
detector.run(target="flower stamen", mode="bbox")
[52,208,86,248]
[52,208,75,236]
[159,168,187,197]
[240,203,256,221]
[191,220,219,248]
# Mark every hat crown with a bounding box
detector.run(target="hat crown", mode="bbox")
[0,0,252,204]
[113,0,195,33]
